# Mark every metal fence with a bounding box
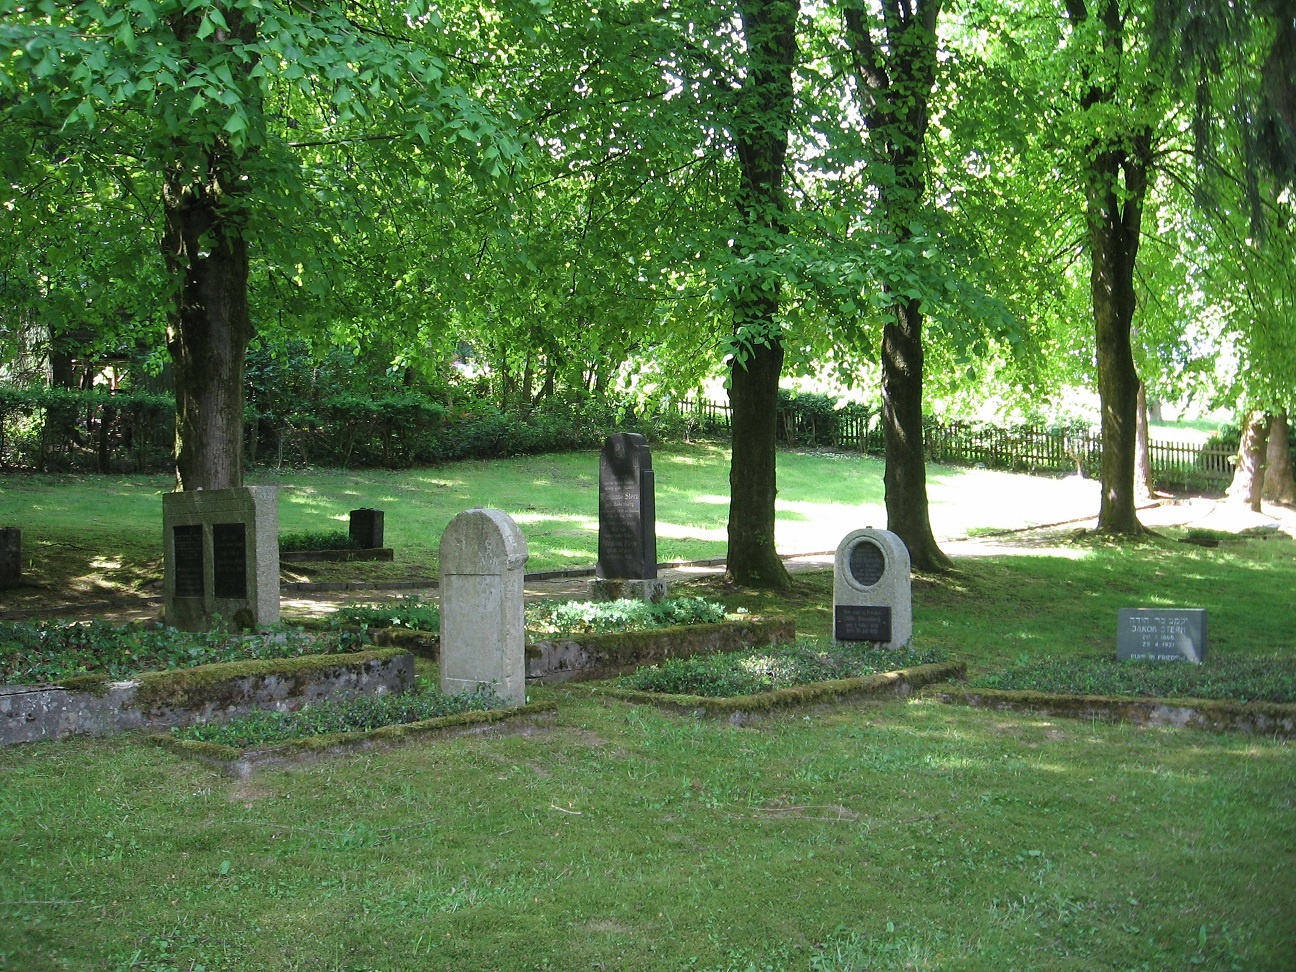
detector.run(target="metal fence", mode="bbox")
[673,399,1236,491]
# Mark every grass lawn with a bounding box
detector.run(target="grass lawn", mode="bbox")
[3,449,1295,969]
[0,443,1103,602]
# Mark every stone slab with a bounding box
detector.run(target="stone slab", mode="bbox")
[1117,608,1208,663]
[597,433,657,580]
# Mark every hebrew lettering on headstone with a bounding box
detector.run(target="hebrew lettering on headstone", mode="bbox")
[163,486,279,631]
[597,432,657,581]
[1117,608,1207,664]
[833,528,912,648]
[439,508,528,707]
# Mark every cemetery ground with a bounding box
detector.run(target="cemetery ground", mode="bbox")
[2,447,1295,970]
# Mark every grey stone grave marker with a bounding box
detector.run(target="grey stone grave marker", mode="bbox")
[0,527,20,589]
[439,508,528,707]
[594,432,667,601]
[163,486,279,631]
[349,508,384,549]
[833,528,912,648]
[1117,608,1207,664]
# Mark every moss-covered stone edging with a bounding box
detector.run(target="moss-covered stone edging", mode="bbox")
[0,649,415,747]
[279,548,395,563]
[526,616,796,683]
[930,687,1296,737]
[601,661,965,725]
[153,703,559,779]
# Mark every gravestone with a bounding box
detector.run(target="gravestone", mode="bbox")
[439,508,528,707]
[163,486,279,631]
[833,528,912,648]
[0,528,20,589]
[593,432,667,602]
[1117,608,1207,664]
[349,508,385,549]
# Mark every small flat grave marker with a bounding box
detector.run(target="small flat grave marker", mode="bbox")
[1117,608,1207,664]
[833,528,912,648]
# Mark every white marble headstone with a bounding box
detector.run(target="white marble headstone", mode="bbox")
[439,508,528,706]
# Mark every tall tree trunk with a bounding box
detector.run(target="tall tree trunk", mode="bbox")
[728,335,789,587]
[1135,381,1155,499]
[162,8,258,491]
[843,0,949,571]
[724,0,798,589]
[1228,410,1270,511]
[163,172,253,490]
[882,298,951,570]
[1263,411,1295,503]
[1067,0,1151,534]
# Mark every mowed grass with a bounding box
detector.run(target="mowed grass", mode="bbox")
[0,443,1103,601]
[1,692,1293,971]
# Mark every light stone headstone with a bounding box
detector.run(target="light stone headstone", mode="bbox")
[1117,608,1207,664]
[163,486,279,631]
[439,508,528,707]
[833,528,912,648]
[593,432,667,601]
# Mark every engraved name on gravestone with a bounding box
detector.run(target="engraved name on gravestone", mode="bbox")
[833,528,913,648]
[1117,608,1207,664]
[439,508,528,707]
[597,432,657,581]
[163,486,279,631]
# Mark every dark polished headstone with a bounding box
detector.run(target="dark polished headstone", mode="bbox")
[212,523,247,599]
[349,508,385,549]
[0,527,21,589]
[172,525,205,598]
[596,433,657,580]
[1117,608,1207,664]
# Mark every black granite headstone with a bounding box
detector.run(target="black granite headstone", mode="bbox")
[0,527,21,589]
[1117,608,1207,663]
[834,604,893,642]
[596,433,657,580]
[172,524,205,598]
[349,508,385,548]
[212,523,247,599]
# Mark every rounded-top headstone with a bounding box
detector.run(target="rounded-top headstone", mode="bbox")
[832,528,912,647]
[440,508,528,574]
[835,529,909,592]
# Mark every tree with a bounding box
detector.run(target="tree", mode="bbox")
[0,0,519,489]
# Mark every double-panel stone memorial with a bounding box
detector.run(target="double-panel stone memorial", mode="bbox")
[439,508,528,707]
[163,486,279,631]
[594,432,667,601]
[1117,608,1208,664]
[833,528,912,648]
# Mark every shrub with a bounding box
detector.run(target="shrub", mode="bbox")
[527,597,728,636]
[279,529,361,552]
[619,639,946,698]
[333,595,441,632]
[969,654,1296,704]
[169,682,502,748]
[0,619,369,685]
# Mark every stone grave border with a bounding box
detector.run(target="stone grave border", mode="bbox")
[154,702,558,779]
[1,648,414,747]
[600,660,965,726]
[928,686,1296,737]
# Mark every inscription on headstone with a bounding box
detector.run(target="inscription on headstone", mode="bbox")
[439,508,528,707]
[212,523,247,599]
[833,529,912,648]
[172,525,205,598]
[597,432,657,580]
[1117,608,1207,664]
[163,486,279,631]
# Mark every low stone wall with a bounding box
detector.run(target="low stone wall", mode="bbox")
[0,649,415,747]
[931,687,1296,737]
[605,661,966,725]
[156,704,558,778]
[526,616,795,683]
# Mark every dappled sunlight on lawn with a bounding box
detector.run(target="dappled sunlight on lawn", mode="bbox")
[927,469,1101,535]
[510,511,597,529]
[657,520,726,542]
